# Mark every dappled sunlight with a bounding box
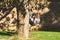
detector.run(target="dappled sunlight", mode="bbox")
[52,20,58,24]
[0,7,17,31]
[0,0,60,39]
[39,7,50,15]
[29,24,43,31]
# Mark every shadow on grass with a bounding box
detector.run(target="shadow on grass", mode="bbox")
[0,31,16,36]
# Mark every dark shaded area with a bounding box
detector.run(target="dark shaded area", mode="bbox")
[39,24,60,32]
[0,0,4,2]
[39,2,60,32]
[48,0,60,2]
[0,31,16,36]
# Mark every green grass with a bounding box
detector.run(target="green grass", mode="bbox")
[30,31,60,40]
[0,31,15,39]
[13,31,60,40]
[0,35,9,39]
[0,31,60,40]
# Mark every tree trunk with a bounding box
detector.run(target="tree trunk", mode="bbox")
[17,0,29,38]
[17,9,29,38]
[24,9,29,38]
[17,12,24,38]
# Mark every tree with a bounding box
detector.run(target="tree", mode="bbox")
[5,0,29,38]
[0,0,30,38]
[13,0,29,38]
[0,0,49,38]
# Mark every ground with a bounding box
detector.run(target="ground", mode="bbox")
[0,31,60,40]
[30,31,60,40]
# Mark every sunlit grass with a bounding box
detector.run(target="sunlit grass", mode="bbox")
[30,31,60,40]
[0,31,60,40]
[13,31,60,40]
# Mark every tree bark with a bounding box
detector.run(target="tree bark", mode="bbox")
[24,9,29,38]
[17,12,24,38]
[17,9,29,38]
[17,0,29,38]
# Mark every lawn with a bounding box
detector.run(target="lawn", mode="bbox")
[30,31,60,40]
[0,31,60,40]
[13,31,60,40]
[0,31,15,39]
